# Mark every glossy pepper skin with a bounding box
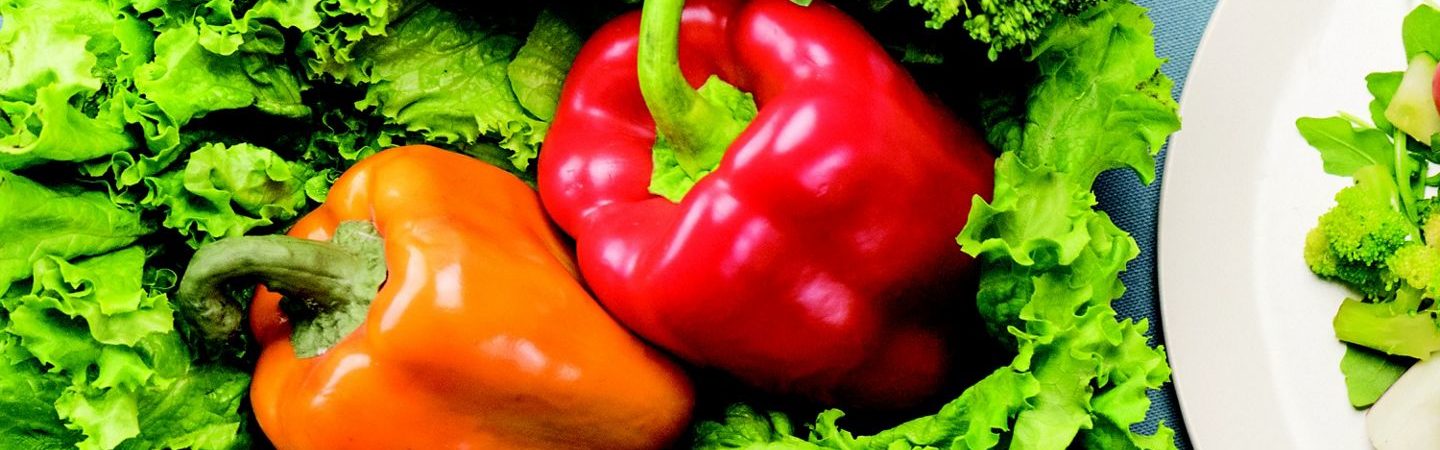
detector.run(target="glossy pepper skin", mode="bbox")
[538,0,995,407]
[184,146,693,449]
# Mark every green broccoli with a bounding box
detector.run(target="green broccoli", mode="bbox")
[1387,243,1440,297]
[903,0,1101,59]
[1305,166,1421,298]
[1383,211,1440,297]
[1422,199,1440,242]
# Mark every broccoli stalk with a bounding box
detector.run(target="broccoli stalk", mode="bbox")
[1333,290,1440,359]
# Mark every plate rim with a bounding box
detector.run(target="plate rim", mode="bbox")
[1155,0,1339,448]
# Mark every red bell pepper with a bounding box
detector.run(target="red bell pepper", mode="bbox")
[539,0,994,408]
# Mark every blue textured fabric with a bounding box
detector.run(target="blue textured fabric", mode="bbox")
[1095,0,1219,448]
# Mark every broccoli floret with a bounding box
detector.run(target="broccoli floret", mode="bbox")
[1387,243,1440,297]
[1307,226,1393,297]
[1319,184,1415,262]
[903,0,1100,59]
[1422,202,1440,244]
[1384,211,1440,297]
[1305,170,1417,298]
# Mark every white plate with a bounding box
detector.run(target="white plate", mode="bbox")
[1157,1,1423,449]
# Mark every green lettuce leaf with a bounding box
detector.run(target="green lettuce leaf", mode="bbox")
[958,0,1178,267]
[145,142,311,247]
[958,155,1101,267]
[2,248,250,450]
[316,4,566,170]
[1019,3,1178,186]
[0,0,116,98]
[0,0,137,170]
[124,365,251,450]
[959,0,1177,446]
[650,76,758,202]
[5,249,163,376]
[0,170,249,450]
[55,387,141,450]
[299,0,419,77]
[0,343,78,449]
[508,10,582,122]
[134,22,309,125]
[0,171,150,296]
[815,368,1039,449]
[0,84,135,170]
[692,404,816,449]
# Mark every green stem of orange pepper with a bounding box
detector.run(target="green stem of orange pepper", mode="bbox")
[176,221,384,347]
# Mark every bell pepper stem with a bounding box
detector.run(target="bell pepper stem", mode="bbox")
[177,224,381,346]
[638,0,739,175]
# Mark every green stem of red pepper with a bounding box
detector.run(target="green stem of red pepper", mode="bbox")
[638,0,748,176]
[177,221,386,350]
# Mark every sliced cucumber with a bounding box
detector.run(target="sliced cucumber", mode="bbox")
[1385,53,1440,143]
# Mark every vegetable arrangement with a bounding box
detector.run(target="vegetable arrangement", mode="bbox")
[0,0,1182,449]
[1297,4,1440,448]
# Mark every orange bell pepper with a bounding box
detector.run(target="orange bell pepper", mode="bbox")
[176,146,693,450]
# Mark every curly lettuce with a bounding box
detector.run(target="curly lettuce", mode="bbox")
[312,4,573,170]
[0,0,585,448]
[0,174,250,450]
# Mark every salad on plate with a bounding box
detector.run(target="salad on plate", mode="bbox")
[1299,3,1440,449]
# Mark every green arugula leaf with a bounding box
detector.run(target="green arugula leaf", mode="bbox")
[1297,116,1398,177]
[1340,344,1411,408]
[1402,4,1440,60]
[1368,71,1404,133]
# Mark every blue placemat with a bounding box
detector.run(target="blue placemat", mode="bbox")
[1097,0,1219,448]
